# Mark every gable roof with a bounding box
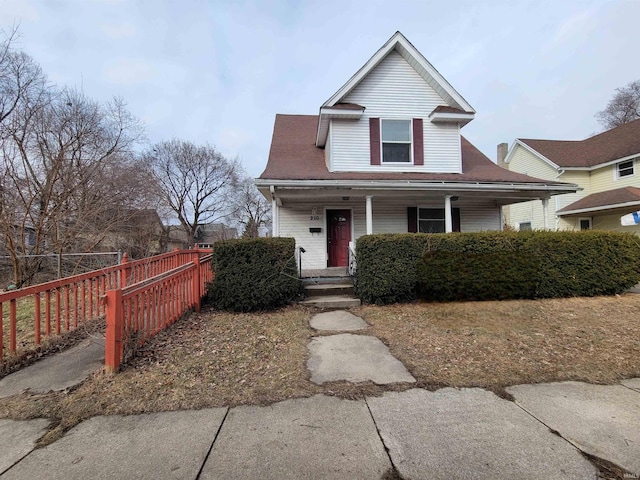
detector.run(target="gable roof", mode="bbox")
[557,186,640,216]
[316,32,476,147]
[516,118,640,169]
[322,32,475,113]
[259,114,575,186]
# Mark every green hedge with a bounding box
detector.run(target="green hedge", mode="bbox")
[355,231,640,304]
[208,237,301,312]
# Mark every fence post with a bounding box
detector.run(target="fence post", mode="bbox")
[192,259,201,313]
[120,253,130,288]
[105,288,124,373]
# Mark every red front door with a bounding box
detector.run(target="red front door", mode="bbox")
[327,209,351,267]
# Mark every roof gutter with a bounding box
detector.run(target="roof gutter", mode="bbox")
[255,178,580,194]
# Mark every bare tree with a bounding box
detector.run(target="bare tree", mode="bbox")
[1,81,147,286]
[231,177,271,238]
[143,139,240,246]
[596,80,640,129]
[0,28,47,130]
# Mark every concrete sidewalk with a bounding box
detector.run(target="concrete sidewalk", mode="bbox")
[1,309,639,478]
[3,379,640,479]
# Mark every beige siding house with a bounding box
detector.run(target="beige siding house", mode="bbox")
[502,118,640,233]
[256,32,578,273]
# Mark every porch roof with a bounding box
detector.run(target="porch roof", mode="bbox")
[557,186,640,216]
[258,114,576,188]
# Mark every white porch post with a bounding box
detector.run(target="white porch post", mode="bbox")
[542,197,550,230]
[444,195,453,233]
[271,197,279,236]
[366,195,373,235]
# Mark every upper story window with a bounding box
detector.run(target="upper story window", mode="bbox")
[381,119,412,163]
[617,159,635,179]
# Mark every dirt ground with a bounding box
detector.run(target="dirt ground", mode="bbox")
[1,293,639,449]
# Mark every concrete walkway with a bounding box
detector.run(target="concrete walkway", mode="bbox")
[1,310,639,478]
[0,337,105,399]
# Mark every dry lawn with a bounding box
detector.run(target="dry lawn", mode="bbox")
[1,294,640,446]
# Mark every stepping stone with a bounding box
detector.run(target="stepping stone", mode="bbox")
[507,381,640,474]
[310,311,368,331]
[0,418,50,475]
[366,388,596,480]
[307,333,415,384]
[201,395,391,479]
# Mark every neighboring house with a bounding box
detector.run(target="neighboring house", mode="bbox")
[166,223,237,250]
[501,118,640,233]
[93,209,167,258]
[255,32,578,271]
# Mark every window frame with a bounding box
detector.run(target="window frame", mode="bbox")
[380,119,413,164]
[518,221,532,231]
[417,207,446,233]
[579,218,592,231]
[616,159,635,179]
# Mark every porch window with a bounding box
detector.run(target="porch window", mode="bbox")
[579,218,591,230]
[382,120,412,163]
[418,208,445,233]
[617,159,635,178]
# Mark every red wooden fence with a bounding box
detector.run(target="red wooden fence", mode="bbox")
[0,249,211,363]
[105,252,213,372]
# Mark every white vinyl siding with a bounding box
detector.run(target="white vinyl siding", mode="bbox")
[277,198,500,269]
[330,51,461,174]
[459,202,501,231]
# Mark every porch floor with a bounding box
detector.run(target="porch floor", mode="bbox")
[301,267,349,279]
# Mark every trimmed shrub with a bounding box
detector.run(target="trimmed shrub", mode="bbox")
[208,237,301,312]
[355,231,640,304]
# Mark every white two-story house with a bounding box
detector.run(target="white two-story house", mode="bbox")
[255,32,577,272]
[502,118,640,233]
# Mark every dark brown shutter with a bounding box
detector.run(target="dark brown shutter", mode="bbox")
[453,208,461,232]
[408,207,418,233]
[413,118,424,166]
[370,117,381,165]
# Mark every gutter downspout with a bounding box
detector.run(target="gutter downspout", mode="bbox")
[270,186,278,237]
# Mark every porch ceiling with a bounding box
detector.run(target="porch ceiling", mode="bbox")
[263,186,564,207]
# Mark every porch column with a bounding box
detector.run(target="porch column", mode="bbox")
[271,197,279,236]
[366,195,373,235]
[444,195,453,233]
[541,197,550,230]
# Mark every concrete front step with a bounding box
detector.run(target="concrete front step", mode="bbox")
[304,283,354,297]
[299,295,361,309]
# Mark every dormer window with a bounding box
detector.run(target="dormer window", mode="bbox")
[382,120,412,163]
[369,117,424,166]
[617,159,635,179]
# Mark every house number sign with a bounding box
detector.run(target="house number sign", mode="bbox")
[310,208,323,226]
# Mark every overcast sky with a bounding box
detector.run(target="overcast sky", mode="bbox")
[2,0,639,178]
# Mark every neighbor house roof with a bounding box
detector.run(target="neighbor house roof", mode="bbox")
[259,114,574,186]
[557,186,640,216]
[519,118,640,169]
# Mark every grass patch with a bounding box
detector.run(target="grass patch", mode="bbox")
[1,295,639,446]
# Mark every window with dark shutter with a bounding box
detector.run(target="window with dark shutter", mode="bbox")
[370,118,381,165]
[413,118,423,166]
[407,207,417,233]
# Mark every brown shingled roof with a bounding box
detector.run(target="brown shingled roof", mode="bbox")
[430,105,471,115]
[520,118,640,168]
[330,103,365,110]
[558,186,640,214]
[259,114,569,185]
